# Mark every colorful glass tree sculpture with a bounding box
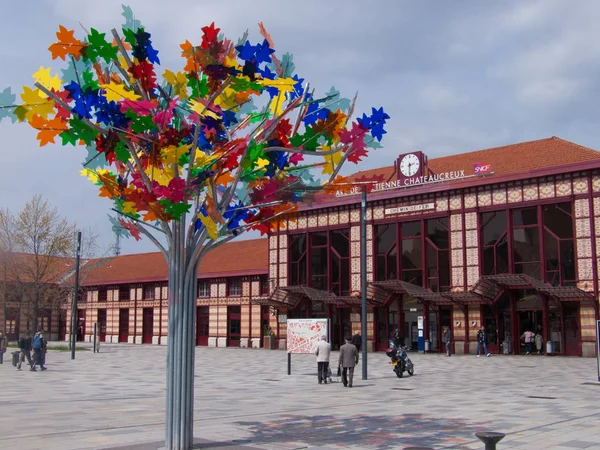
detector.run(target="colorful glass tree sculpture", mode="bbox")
[0,7,388,450]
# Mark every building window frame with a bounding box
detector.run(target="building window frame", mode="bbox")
[228,278,242,297]
[198,280,210,298]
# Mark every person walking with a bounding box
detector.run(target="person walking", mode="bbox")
[0,332,7,364]
[338,337,359,388]
[17,332,35,371]
[351,333,362,352]
[476,326,490,358]
[393,328,403,348]
[521,329,535,355]
[443,327,452,357]
[314,335,331,384]
[32,331,47,371]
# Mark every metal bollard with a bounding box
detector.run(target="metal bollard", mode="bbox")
[475,432,505,450]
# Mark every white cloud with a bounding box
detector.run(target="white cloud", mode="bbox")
[418,82,467,112]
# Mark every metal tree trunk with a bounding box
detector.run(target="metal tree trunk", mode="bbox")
[165,220,199,450]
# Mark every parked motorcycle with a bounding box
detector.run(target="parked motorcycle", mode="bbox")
[386,340,414,378]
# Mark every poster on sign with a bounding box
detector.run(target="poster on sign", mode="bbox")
[287,319,329,354]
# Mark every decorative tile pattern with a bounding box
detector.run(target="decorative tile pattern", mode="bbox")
[593,175,600,192]
[373,207,384,219]
[466,230,478,248]
[351,258,360,273]
[507,187,522,203]
[451,231,463,249]
[351,274,360,291]
[288,218,297,230]
[556,180,572,197]
[329,212,339,225]
[539,182,555,199]
[218,283,226,296]
[464,194,477,209]
[280,234,288,247]
[436,198,448,211]
[278,221,287,231]
[466,248,478,266]
[278,264,287,279]
[367,224,373,240]
[575,199,590,218]
[578,258,593,280]
[350,210,360,222]
[573,177,589,194]
[308,215,317,227]
[465,212,477,230]
[452,268,463,287]
[366,271,373,282]
[450,195,462,210]
[298,216,307,228]
[366,258,373,272]
[576,218,591,238]
[339,211,349,224]
[351,226,360,242]
[467,266,479,288]
[318,214,327,227]
[351,241,360,258]
[492,190,507,205]
[594,197,600,216]
[523,186,538,201]
[477,191,491,207]
[452,249,463,267]
[577,238,592,258]
[366,239,373,256]
[279,249,288,264]
[450,214,463,230]
[269,236,277,250]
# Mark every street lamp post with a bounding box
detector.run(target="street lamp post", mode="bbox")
[70,231,81,360]
[360,187,368,380]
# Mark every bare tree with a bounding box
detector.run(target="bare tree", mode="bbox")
[0,196,98,335]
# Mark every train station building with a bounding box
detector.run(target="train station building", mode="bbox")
[2,137,599,356]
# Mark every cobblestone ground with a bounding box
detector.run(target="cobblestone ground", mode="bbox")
[0,343,599,450]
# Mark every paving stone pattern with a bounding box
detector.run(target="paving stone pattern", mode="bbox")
[0,344,599,450]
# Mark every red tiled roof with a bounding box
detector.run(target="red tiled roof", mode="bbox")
[0,252,75,284]
[80,238,268,286]
[346,136,600,185]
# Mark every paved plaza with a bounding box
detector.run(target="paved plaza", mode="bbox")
[1,344,600,450]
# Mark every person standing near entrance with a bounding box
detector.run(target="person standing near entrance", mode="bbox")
[443,327,452,357]
[535,324,543,355]
[338,337,359,387]
[314,335,331,384]
[521,329,535,355]
[476,326,490,357]
[0,332,7,364]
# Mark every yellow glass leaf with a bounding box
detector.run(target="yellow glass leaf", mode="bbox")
[322,149,343,175]
[255,157,270,170]
[80,168,99,183]
[20,86,54,120]
[162,144,190,166]
[189,100,220,120]
[199,214,219,240]
[257,77,296,93]
[146,166,173,186]
[100,82,140,102]
[269,91,285,116]
[194,149,217,168]
[121,201,137,215]
[32,66,62,95]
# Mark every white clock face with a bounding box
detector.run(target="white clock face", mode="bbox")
[400,153,420,177]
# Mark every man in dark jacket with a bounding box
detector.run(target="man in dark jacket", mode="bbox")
[338,337,359,388]
[32,331,47,371]
[443,327,452,357]
[351,333,362,352]
[17,332,35,371]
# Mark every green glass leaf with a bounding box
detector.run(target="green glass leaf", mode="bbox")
[114,141,130,162]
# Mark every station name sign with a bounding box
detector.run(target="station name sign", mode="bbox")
[335,163,492,198]
[384,203,435,215]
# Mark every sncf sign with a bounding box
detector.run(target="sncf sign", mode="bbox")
[474,163,492,175]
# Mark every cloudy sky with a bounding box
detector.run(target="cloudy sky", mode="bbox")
[1,0,600,255]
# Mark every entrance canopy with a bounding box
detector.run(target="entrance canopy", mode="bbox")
[253,285,365,309]
[472,274,596,311]
[367,280,443,305]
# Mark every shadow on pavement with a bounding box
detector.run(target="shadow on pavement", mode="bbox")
[234,413,490,449]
